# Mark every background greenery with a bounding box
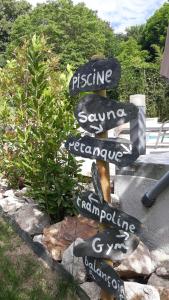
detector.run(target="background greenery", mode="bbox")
[0,0,169,219]
[1,0,169,119]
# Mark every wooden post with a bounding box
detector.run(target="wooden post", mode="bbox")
[130,94,146,155]
[91,55,114,300]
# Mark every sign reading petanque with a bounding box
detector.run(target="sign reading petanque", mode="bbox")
[91,162,104,203]
[84,256,126,300]
[65,135,139,167]
[75,94,138,134]
[74,227,139,261]
[69,58,121,96]
[75,191,142,235]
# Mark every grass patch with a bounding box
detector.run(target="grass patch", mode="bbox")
[0,217,80,300]
[56,276,80,300]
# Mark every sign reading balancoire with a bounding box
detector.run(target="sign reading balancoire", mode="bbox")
[69,58,121,96]
[75,94,138,134]
[65,135,139,167]
[84,256,126,300]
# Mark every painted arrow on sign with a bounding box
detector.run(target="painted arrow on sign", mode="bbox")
[65,135,139,168]
[88,192,99,203]
[73,227,139,261]
[83,256,126,300]
[75,94,138,134]
[75,191,142,235]
[69,58,121,96]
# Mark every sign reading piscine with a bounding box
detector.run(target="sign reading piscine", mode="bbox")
[69,58,121,96]
[75,94,138,134]
[74,227,139,261]
[83,256,126,300]
[65,135,139,167]
[75,191,142,235]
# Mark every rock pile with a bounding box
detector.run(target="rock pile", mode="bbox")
[1,185,169,299]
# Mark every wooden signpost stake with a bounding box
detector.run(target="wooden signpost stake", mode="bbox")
[68,54,140,299]
[91,55,114,300]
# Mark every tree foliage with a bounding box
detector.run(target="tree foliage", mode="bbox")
[117,37,149,68]
[141,2,169,61]
[112,40,166,120]
[0,0,31,65]
[8,0,116,69]
[114,3,169,120]
[126,24,145,44]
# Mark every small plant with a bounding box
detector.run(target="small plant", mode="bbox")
[0,35,82,221]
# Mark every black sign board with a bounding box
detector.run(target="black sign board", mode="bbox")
[84,256,126,300]
[91,162,104,203]
[65,135,139,168]
[69,58,121,96]
[75,94,138,134]
[74,227,139,261]
[75,191,142,235]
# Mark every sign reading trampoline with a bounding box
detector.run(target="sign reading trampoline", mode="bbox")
[75,191,142,235]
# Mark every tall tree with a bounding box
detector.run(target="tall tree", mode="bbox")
[141,2,169,61]
[117,37,149,68]
[126,24,145,44]
[8,0,117,68]
[0,0,31,65]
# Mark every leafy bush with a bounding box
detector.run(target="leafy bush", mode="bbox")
[115,64,169,120]
[0,35,82,221]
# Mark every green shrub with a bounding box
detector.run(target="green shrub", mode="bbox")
[0,35,82,221]
[111,64,169,120]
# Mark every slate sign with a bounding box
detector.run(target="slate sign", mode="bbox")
[75,191,142,235]
[91,162,104,203]
[69,58,121,96]
[75,94,138,134]
[65,135,139,168]
[74,227,139,261]
[84,256,126,300]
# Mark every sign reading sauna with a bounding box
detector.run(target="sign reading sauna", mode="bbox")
[75,94,138,134]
